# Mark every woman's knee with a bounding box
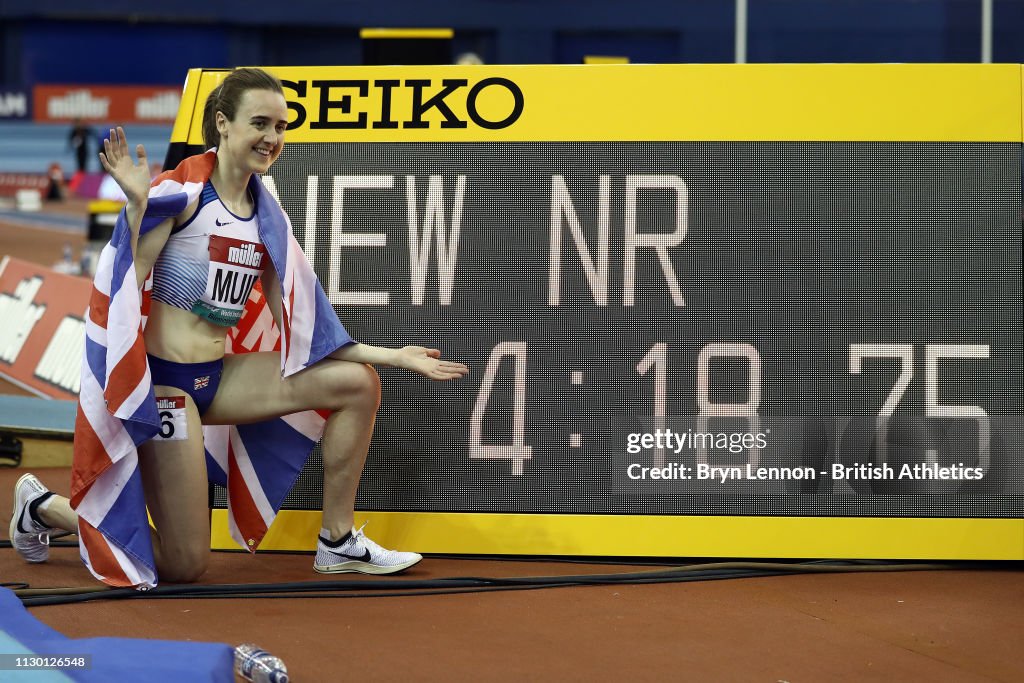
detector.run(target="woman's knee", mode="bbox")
[157,545,209,583]
[332,362,381,409]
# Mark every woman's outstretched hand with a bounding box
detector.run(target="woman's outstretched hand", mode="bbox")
[394,346,469,381]
[98,127,150,204]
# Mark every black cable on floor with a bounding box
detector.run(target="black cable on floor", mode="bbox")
[88,570,801,602]
[15,570,797,606]
[13,560,964,607]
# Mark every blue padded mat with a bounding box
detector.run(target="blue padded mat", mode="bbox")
[0,588,233,682]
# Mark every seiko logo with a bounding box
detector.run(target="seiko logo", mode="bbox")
[227,243,263,268]
[282,77,524,131]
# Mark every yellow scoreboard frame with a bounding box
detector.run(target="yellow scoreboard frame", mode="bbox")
[172,64,1024,560]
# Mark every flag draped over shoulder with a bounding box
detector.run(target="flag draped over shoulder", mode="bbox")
[70,151,353,589]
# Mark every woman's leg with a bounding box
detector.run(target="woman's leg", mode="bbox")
[203,352,420,574]
[14,387,209,581]
[202,352,419,573]
[10,473,76,563]
[136,386,211,582]
[35,496,77,532]
[203,352,381,538]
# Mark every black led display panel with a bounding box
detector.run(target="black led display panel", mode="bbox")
[214,141,1023,519]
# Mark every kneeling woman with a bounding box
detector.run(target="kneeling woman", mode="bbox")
[10,68,468,588]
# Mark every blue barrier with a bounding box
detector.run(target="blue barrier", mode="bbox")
[0,123,172,174]
[0,588,234,682]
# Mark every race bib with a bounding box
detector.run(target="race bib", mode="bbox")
[155,396,189,441]
[193,235,266,326]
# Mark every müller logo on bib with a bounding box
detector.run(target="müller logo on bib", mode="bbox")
[156,397,185,411]
[194,235,267,326]
[227,242,263,268]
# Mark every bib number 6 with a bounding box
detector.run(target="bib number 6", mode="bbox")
[154,397,189,441]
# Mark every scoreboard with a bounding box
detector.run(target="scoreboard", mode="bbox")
[167,64,1024,560]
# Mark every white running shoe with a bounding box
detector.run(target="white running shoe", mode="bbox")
[314,523,422,575]
[9,473,54,563]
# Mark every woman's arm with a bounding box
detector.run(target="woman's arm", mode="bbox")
[133,218,174,290]
[98,127,154,259]
[98,126,178,289]
[329,342,469,381]
[260,265,284,328]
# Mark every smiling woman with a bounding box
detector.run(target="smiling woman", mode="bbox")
[9,67,469,589]
[201,68,287,181]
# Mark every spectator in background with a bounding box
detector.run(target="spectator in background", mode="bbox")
[68,118,94,174]
[45,162,65,201]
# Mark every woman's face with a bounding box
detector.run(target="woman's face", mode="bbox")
[216,88,288,175]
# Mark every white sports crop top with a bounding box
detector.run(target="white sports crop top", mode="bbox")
[150,182,268,327]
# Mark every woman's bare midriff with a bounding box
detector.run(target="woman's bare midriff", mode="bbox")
[143,300,230,364]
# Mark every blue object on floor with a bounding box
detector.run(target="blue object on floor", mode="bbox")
[0,587,233,682]
[0,396,76,434]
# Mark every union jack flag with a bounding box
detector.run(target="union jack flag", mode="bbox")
[194,375,210,391]
[70,151,353,589]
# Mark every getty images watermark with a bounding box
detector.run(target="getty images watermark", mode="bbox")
[624,427,984,482]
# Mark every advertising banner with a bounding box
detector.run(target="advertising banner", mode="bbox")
[33,85,180,124]
[0,89,31,120]
[171,65,1024,559]
[0,257,89,399]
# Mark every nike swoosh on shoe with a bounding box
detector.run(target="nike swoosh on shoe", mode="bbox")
[326,548,372,562]
[17,510,32,535]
